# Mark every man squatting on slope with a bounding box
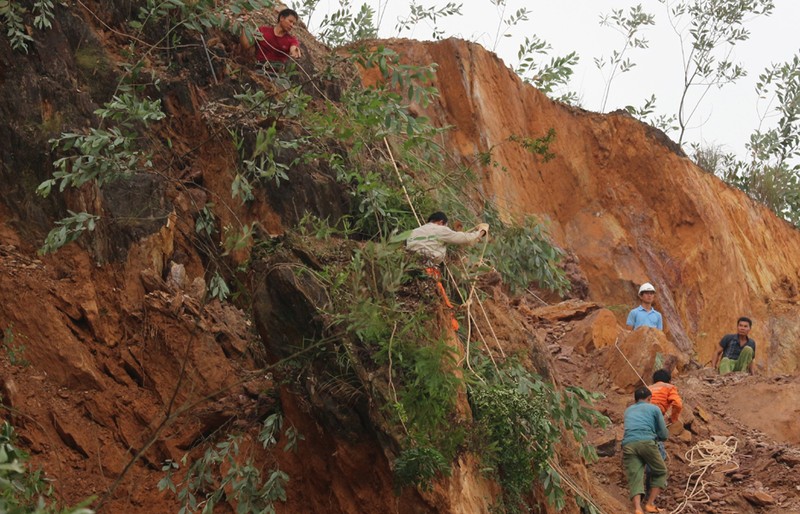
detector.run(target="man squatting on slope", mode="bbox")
[711,316,756,375]
[406,212,488,330]
[627,282,663,330]
[622,387,669,514]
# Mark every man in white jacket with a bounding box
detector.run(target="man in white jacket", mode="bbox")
[406,212,488,330]
[406,212,488,265]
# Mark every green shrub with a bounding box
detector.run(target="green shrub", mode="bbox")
[0,421,94,513]
[394,446,450,492]
[159,413,295,514]
[0,0,55,53]
[483,212,570,295]
[2,325,29,367]
[469,362,609,512]
[329,241,462,439]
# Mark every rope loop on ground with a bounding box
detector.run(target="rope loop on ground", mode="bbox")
[670,436,738,514]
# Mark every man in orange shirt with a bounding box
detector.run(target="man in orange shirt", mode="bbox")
[643,369,682,499]
[649,369,683,426]
[648,368,682,467]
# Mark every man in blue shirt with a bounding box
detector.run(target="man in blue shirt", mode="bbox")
[622,387,669,514]
[627,282,663,330]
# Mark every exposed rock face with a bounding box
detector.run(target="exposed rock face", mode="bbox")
[602,327,687,391]
[3,6,800,513]
[374,38,800,375]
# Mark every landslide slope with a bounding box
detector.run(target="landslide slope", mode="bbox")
[379,39,800,375]
[1,4,800,514]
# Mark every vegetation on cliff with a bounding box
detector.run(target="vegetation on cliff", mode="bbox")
[1,0,612,512]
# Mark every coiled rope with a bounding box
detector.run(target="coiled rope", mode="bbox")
[669,436,738,514]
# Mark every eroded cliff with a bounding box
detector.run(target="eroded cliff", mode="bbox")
[374,38,800,375]
[1,3,799,514]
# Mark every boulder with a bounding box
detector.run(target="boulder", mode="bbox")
[602,327,688,390]
[252,263,329,362]
[0,377,21,411]
[592,431,618,457]
[776,450,800,468]
[528,299,599,322]
[695,406,713,423]
[559,308,623,354]
[678,402,695,429]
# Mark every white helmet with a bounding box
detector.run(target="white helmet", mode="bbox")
[638,282,656,295]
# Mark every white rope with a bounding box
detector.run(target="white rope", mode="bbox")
[670,437,738,514]
[614,337,650,388]
[384,137,421,226]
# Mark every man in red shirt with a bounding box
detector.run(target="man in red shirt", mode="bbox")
[242,8,302,64]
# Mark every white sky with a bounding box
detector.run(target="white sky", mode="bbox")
[300,0,799,160]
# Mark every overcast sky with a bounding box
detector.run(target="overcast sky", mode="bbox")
[300,0,799,161]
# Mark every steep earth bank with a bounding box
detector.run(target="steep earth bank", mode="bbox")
[1,3,799,514]
[374,39,800,375]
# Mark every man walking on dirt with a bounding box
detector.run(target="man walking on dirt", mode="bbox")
[649,369,682,427]
[622,387,669,514]
[712,317,756,375]
[627,282,663,330]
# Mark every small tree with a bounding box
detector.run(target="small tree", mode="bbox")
[487,0,530,52]
[394,1,462,41]
[595,3,655,112]
[715,53,800,225]
[315,0,378,47]
[658,0,775,146]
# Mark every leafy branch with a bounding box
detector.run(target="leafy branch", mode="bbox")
[514,35,580,104]
[0,0,56,53]
[595,3,655,112]
[659,0,775,145]
[394,1,462,41]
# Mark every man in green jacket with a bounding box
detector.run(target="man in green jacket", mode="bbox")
[622,387,669,514]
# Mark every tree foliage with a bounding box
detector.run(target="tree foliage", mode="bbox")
[712,53,800,225]
[469,361,609,512]
[0,0,55,52]
[658,0,775,145]
[514,35,580,104]
[596,3,655,112]
[158,413,295,514]
[395,0,462,41]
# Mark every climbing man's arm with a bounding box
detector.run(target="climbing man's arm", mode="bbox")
[434,225,485,246]
[668,387,683,424]
[654,409,669,441]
